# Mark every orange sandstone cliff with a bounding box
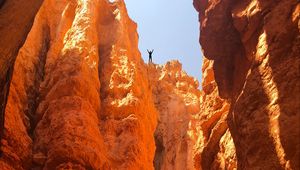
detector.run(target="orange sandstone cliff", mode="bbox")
[0,0,158,169]
[194,0,300,169]
[0,0,43,156]
[0,0,203,169]
[193,58,236,170]
[149,61,200,170]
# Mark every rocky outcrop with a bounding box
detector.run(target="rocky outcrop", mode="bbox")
[149,60,236,170]
[0,0,157,169]
[0,0,43,159]
[97,1,157,169]
[149,61,200,170]
[0,0,43,79]
[193,58,236,170]
[194,0,300,169]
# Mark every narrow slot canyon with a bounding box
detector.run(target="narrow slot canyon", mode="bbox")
[0,0,299,170]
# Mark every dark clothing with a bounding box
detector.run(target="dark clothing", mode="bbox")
[147,50,154,63]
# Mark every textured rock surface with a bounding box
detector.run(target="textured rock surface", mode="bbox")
[0,0,43,78]
[1,1,204,169]
[1,0,157,169]
[0,1,43,160]
[194,0,300,169]
[149,61,200,170]
[193,58,236,170]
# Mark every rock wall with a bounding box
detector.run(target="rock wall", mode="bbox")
[0,1,204,169]
[149,61,200,170]
[0,0,43,78]
[0,0,157,169]
[193,58,236,170]
[194,0,300,169]
[0,0,43,157]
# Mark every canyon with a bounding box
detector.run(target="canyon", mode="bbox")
[0,0,299,170]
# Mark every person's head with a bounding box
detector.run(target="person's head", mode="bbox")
[147,49,154,54]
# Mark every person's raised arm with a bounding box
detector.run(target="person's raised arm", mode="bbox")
[147,49,150,53]
[152,49,154,53]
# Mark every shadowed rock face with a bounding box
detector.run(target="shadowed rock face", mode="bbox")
[0,0,5,8]
[192,58,236,170]
[0,0,43,94]
[194,0,300,169]
[0,0,43,168]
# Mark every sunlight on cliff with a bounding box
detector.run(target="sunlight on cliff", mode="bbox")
[0,0,299,169]
[257,31,290,169]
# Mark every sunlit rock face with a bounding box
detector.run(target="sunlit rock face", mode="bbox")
[149,61,201,170]
[194,0,300,169]
[0,0,205,169]
[0,0,157,169]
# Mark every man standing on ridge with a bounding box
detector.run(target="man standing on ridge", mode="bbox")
[147,49,154,63]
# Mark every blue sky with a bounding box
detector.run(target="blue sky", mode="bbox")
[124,0,203,83]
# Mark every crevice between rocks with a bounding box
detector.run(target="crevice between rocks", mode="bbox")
[201,120,228,169]
[98,44,113,120]
[26,26,50,138]
[0,65,13,156]
[153,130,165,170]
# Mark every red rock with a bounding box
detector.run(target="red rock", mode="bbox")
[194,0,300,169]
[32,152,46,165]
[149,61,201,170]
[192,58,236,170]
[1,0,157,169]
[0,1,42,168]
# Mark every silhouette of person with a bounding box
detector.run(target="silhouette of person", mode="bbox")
[147,49,154,63]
